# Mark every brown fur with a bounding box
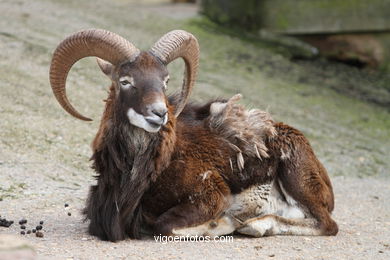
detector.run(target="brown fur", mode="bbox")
[141,98,337,237]
[268,123,338,235]
[83,51,337,241]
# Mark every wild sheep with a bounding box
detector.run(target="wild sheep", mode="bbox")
[49,29,338,241]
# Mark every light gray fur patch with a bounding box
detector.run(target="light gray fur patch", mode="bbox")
[207,94,276,164]
[280,148,291,160]
[210,102,227,115]
[201,171,211,181]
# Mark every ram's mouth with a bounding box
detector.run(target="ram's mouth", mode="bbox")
[127,108,169,133]
[145,119,162,129]
[145,114,168,128]
[145,117,164,127]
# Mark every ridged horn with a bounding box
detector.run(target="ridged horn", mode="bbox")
[50,29,140,121]
[149,30,199,117]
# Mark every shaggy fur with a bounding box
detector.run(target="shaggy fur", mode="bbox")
[85,84,176,240]
[141,94,337,237]
[207,94,276,167]
[84,54,337,242]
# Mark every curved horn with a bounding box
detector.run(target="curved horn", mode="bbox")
[50,29,140,121]
[149,30,199,117]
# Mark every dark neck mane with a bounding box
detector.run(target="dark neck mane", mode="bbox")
[89,97,176,239]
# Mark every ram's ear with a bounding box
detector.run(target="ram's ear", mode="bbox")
[96,58,113,78]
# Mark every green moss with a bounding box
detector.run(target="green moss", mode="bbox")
[0,183,27,199]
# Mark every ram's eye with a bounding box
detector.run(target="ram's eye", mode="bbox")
[120,80,131,86]
[119,77,134,89]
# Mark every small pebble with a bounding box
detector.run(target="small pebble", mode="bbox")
[32,229,36,233]
[68,212,71,216]
[20,225,26,229]
[36,225,42,230]
[65,203,69,207]
[19,219,27,225]
[39,221,44,225]
[36,231,44,238]
[27,230,31,234]
[21,231,25,235]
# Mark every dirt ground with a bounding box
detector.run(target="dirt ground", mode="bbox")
[1,0,389,259]
[1,176,390,260]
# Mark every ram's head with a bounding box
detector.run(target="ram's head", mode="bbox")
[50,29,199,132]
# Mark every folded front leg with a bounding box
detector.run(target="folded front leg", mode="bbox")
[237,215,321,237]
[172,215,240,237]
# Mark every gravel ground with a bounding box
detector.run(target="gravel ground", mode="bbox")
[1,176,389,260]
[1,0,389,259]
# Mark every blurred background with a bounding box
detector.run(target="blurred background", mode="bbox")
[1,0,388,178]
[0,0,389,259]
[201,0,390,70]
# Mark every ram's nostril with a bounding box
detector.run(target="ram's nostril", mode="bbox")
[152,108,168,118]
